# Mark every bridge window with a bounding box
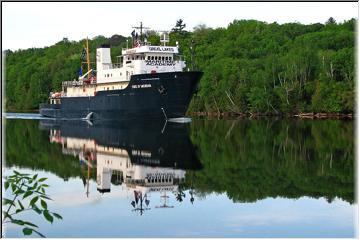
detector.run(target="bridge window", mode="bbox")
[155,56,158,60]
[147,56,150,60]
[151,56,154,60]
[162,56,165,61]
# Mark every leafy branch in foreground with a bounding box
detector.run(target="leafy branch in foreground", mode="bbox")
[2,170,63,237]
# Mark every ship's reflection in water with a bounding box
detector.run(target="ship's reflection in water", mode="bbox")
[41,119,202,215]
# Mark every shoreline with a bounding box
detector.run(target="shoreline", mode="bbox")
[189,111,354,119]
[4,110,354,120]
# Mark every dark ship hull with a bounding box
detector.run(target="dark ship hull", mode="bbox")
[39,71,202,120]
[39,119,202,170]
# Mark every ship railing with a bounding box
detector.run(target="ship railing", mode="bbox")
[62,80,85,87]
[112,63,123,69]
[175,55,183,61]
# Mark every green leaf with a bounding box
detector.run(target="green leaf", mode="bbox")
[40,199,48,209]
[40,195,52,200]
[41,184,50,188]
[15,209,24,214]
[32,229,46,238]
[18,200,25,210]
[14,188,25,195]
[30,182,38,191]
[32,174,38,180]
[43,210,53,223]
[32,206,42,214]
[11,183,16,192]
[13,170,20,175]
[4,181,9,190]
[52,212,63,220]
[30,196,39,207]
[3,198,15,206]
[23,221,38,228]
[22,190,32,199]
[22,227,33,235]
[11,219,25,225]
[38,178,47,182]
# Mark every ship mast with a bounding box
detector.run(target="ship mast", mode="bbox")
[132,22,150,43]
[86,37,91,78]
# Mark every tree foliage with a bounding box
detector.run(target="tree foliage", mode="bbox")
[2,171,62,237]
[182,119,354,204]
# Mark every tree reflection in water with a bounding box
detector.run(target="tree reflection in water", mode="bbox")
[5,118,354,217]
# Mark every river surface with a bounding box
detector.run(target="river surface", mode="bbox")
[2,113,356,237]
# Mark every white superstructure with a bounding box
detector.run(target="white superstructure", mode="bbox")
[96,44,186,84]
[57,32,186,99]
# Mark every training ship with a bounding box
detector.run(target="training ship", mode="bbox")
[39,23,203,120]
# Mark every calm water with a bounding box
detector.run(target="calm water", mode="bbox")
[2,114,356,237]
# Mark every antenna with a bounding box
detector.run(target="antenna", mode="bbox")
[155,192,174,208]
[132,22,150,42]
[159,31,170,46]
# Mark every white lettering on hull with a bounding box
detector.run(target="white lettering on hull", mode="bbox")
[132,84,152,89]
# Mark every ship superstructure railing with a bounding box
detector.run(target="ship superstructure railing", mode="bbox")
[62,80,97,87]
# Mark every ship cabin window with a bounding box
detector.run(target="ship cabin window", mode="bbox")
[162,56,165,61]
[151,56,154,60]
[147,56,150,60]
[155,56,158,60]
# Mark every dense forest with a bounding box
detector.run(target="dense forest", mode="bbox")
[4,18,355,114]
[5,119,354,204]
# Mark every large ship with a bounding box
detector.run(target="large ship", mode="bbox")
[39,23,203,120]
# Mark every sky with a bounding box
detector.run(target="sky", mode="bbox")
[2,2,358,51]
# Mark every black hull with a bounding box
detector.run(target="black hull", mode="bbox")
[39,119,202,170]
[39,71,202,120]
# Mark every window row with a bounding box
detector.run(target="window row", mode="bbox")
[147,56,173,61]
[125,55,173,61]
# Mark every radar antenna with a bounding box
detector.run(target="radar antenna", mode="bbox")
[132,22,150,42]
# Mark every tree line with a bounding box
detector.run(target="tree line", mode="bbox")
[4,18,355,113]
